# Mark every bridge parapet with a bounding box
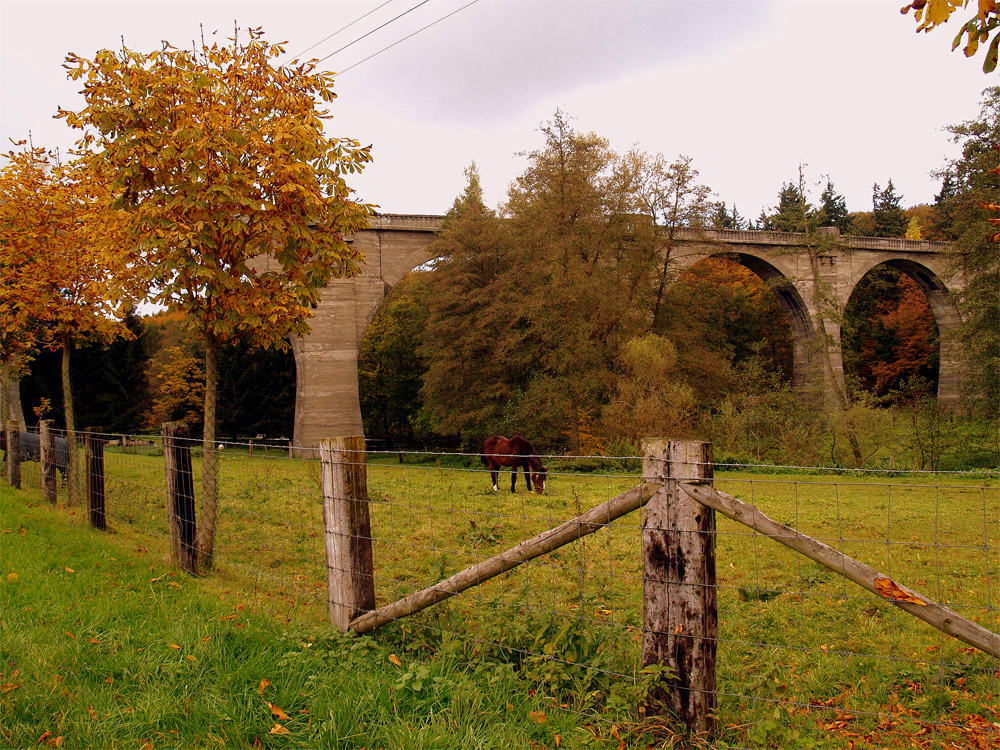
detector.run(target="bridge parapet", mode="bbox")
[361,217,951,254]
[674,227,951,254]
[367,213,445,231]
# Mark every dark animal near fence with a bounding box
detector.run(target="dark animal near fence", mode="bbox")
[481,435,547,494]
[1,430,69,478]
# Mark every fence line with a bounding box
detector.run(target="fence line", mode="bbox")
[2,424,998,747]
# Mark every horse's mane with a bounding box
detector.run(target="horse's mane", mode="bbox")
[512,435,545,472]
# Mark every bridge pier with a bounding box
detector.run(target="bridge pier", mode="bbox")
[290,276,386,456]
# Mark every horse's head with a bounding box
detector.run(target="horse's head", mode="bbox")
[532,466,547,494]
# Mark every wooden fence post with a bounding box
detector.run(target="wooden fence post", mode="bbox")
[641,439,717,736]
[163,422,198,575]
[85,428,107,530]
[5,420,21,489]
[40,420,57,503]
[319,436,375,632]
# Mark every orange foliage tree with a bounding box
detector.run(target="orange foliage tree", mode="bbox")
[0,145,50,427]
[0,143,128,502]
[864,275,938,396]
[59,28,374,570]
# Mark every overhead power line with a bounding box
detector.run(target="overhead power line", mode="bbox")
[290,0,397,61]
[336,0,482,75]
[312,0,433,66]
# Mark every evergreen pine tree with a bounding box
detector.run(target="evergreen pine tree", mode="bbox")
[770,182,811,232]
[818,179,850,232]
[934,172,957,206]
[729,203,747,230]
[872,180,907,237]
[755,209,770,231]
[936,86,1000,411]
[711,202,732,229]
[710,202,747,230]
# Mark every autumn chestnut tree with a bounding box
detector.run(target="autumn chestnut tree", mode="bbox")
[59,28,375,571]
[0,145,50,430]
[0,144,128,503]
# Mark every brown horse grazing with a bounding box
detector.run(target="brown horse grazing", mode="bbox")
[481,435,547,494]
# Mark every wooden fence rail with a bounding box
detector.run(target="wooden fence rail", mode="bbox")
[322,435,1000,738]
[681,481,1000,659]
[348,481,662,635]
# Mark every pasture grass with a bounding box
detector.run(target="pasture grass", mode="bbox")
[0,484,595,749]
[4,444,999,749]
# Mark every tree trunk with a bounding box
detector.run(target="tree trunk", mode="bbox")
[8,356,25,424]
[649,240,674,328]
[62,335,80,506]
[198,331,220,572]
[0,357,8,478]
[1,357,10,424]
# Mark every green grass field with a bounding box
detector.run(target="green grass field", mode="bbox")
[2,444,998,748]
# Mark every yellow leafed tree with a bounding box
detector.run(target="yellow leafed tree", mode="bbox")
[59,28,375,570]
[0,145,50,428]
[0,143,129,503]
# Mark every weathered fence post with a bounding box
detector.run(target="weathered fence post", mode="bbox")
[39,420,57,503]
[319,436,375,632]
[5,420,21,489]
[641,439,717,736]
[163,422,198,575]
[85,428,107,530]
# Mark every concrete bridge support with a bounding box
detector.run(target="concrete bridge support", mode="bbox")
[289,216,439,452]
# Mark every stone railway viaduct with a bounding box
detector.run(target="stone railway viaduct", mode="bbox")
[283,213,964,450]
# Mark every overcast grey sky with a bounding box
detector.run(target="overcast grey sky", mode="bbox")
[0,0,993,219]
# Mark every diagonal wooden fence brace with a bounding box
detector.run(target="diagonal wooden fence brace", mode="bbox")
[681,481,1000,659]
[349,481,663,635]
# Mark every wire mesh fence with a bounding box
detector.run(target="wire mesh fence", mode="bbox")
[3,427,998,748]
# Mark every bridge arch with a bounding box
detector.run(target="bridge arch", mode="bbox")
[683,251,819,396]
[843,258,963,404]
